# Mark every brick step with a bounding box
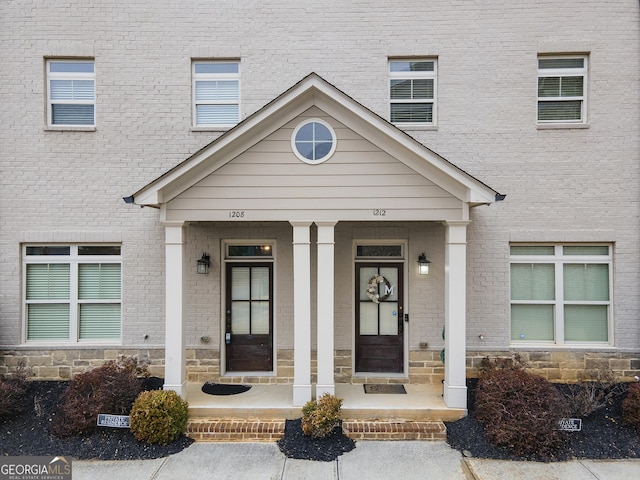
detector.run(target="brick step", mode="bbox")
[187,418,447,442]
[342,420,447,441]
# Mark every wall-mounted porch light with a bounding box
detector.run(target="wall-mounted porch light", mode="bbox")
[417,253,431,275]
[197,253,210,275]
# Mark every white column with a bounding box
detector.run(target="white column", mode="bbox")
[291,222,312,406]
[443,221,469,409]
[163,223,187,398]
[316,222,336,397]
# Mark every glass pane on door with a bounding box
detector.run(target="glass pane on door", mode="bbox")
[251,302,270,334]
[379,302,399,335]
[231,302,250,334]
[360,302,378,335]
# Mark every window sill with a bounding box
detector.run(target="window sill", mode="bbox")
[395,125,438,132]
[537,123,590,130]
[191,126,233,133]
[16,341,122,348]
[45,126,96,132]
[221,371,276,377]
[508,342,614,350]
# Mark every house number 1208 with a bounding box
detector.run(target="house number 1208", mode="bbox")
[373,209,386,216]
[229,211,245,218]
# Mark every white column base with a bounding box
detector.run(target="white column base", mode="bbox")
[315,384,335,398]
[163,381,187,398]
[443,382,467,410]
[293,384,313,407]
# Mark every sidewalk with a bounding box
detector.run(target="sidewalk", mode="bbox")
[73,441,640,480]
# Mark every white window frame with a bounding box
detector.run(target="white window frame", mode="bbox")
[22,245,122,343]
[46,59,95,128]
[537,55,588,125]
[509,244,612,346]
[389,58,437,127]
[192,60,240,128]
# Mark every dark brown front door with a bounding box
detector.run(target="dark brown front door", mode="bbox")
[225,263,273,372]
[355,263,404,373]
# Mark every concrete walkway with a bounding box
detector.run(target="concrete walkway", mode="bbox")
[73,441,640,480]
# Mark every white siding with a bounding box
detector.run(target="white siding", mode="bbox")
[166,109,464,222]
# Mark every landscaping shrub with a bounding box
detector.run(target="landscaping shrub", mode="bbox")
[0,359,31,418]
[561,370,626,418]
[622,383,640,433]
[474,356,570,460]
[129,390,189,445]
[301,393,343,439]
[51,356,148,437]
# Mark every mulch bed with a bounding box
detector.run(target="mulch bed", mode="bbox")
[277,419,356,461]
[3,378,639,462]
[0,380,193,460]
[445,378,640,462]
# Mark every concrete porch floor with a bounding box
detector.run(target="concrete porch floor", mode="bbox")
[187,382,466,422]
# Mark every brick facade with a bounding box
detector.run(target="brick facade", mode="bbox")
[1,2,638,386]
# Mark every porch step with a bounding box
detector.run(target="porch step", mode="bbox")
[186,418,447,442]
[187,418,286,442]
[342,420,447,441]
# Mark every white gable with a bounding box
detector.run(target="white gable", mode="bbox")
[130,73,501,222]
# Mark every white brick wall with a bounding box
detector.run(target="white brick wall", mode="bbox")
[1,1,638,354]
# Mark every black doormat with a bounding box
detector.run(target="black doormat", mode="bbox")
[363,384,407,394]
[201,382,252,396]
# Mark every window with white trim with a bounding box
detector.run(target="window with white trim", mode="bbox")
[510,245,611,345]
[537,55,587,124]
[46,59,95,127]
[192,61,240,127]
[389,59,436,125]
[24,245,121,342]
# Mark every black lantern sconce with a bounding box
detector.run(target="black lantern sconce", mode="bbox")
[197,253,210,275]
[417,253,431,275]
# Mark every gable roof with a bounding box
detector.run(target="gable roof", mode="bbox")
[127,73,503,208]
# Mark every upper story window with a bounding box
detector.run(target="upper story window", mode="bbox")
[193,61,240,127]
[46,59,95,127]
[389,59,436,126]
[537,55,587,124]
[510,244,611,345]
[23,245,121,343]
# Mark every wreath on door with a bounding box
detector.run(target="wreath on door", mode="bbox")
[366,274,392,303]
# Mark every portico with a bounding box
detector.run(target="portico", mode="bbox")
[128,73,501,411]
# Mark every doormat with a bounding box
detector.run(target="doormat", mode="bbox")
[202,382,252,396]
[363,384,406,394]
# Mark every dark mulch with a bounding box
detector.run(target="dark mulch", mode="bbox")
[0,380,193,460]
[445,378,640,462]
[277,419,356,462]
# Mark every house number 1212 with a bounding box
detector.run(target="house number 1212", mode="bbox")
[373,209,386,216]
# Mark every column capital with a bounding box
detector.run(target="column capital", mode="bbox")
[443,221,469,244]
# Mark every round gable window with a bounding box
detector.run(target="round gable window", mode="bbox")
[291,119,337,164]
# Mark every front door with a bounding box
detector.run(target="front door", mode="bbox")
[225,263,273,372]
[355,263,404,373]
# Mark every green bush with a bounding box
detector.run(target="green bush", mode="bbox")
[301,393,343,438]
[0,359,31,418]
[51,356,148,437]
[474,356,570,460]
[130,390,189,445]
[622,383,640,433]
